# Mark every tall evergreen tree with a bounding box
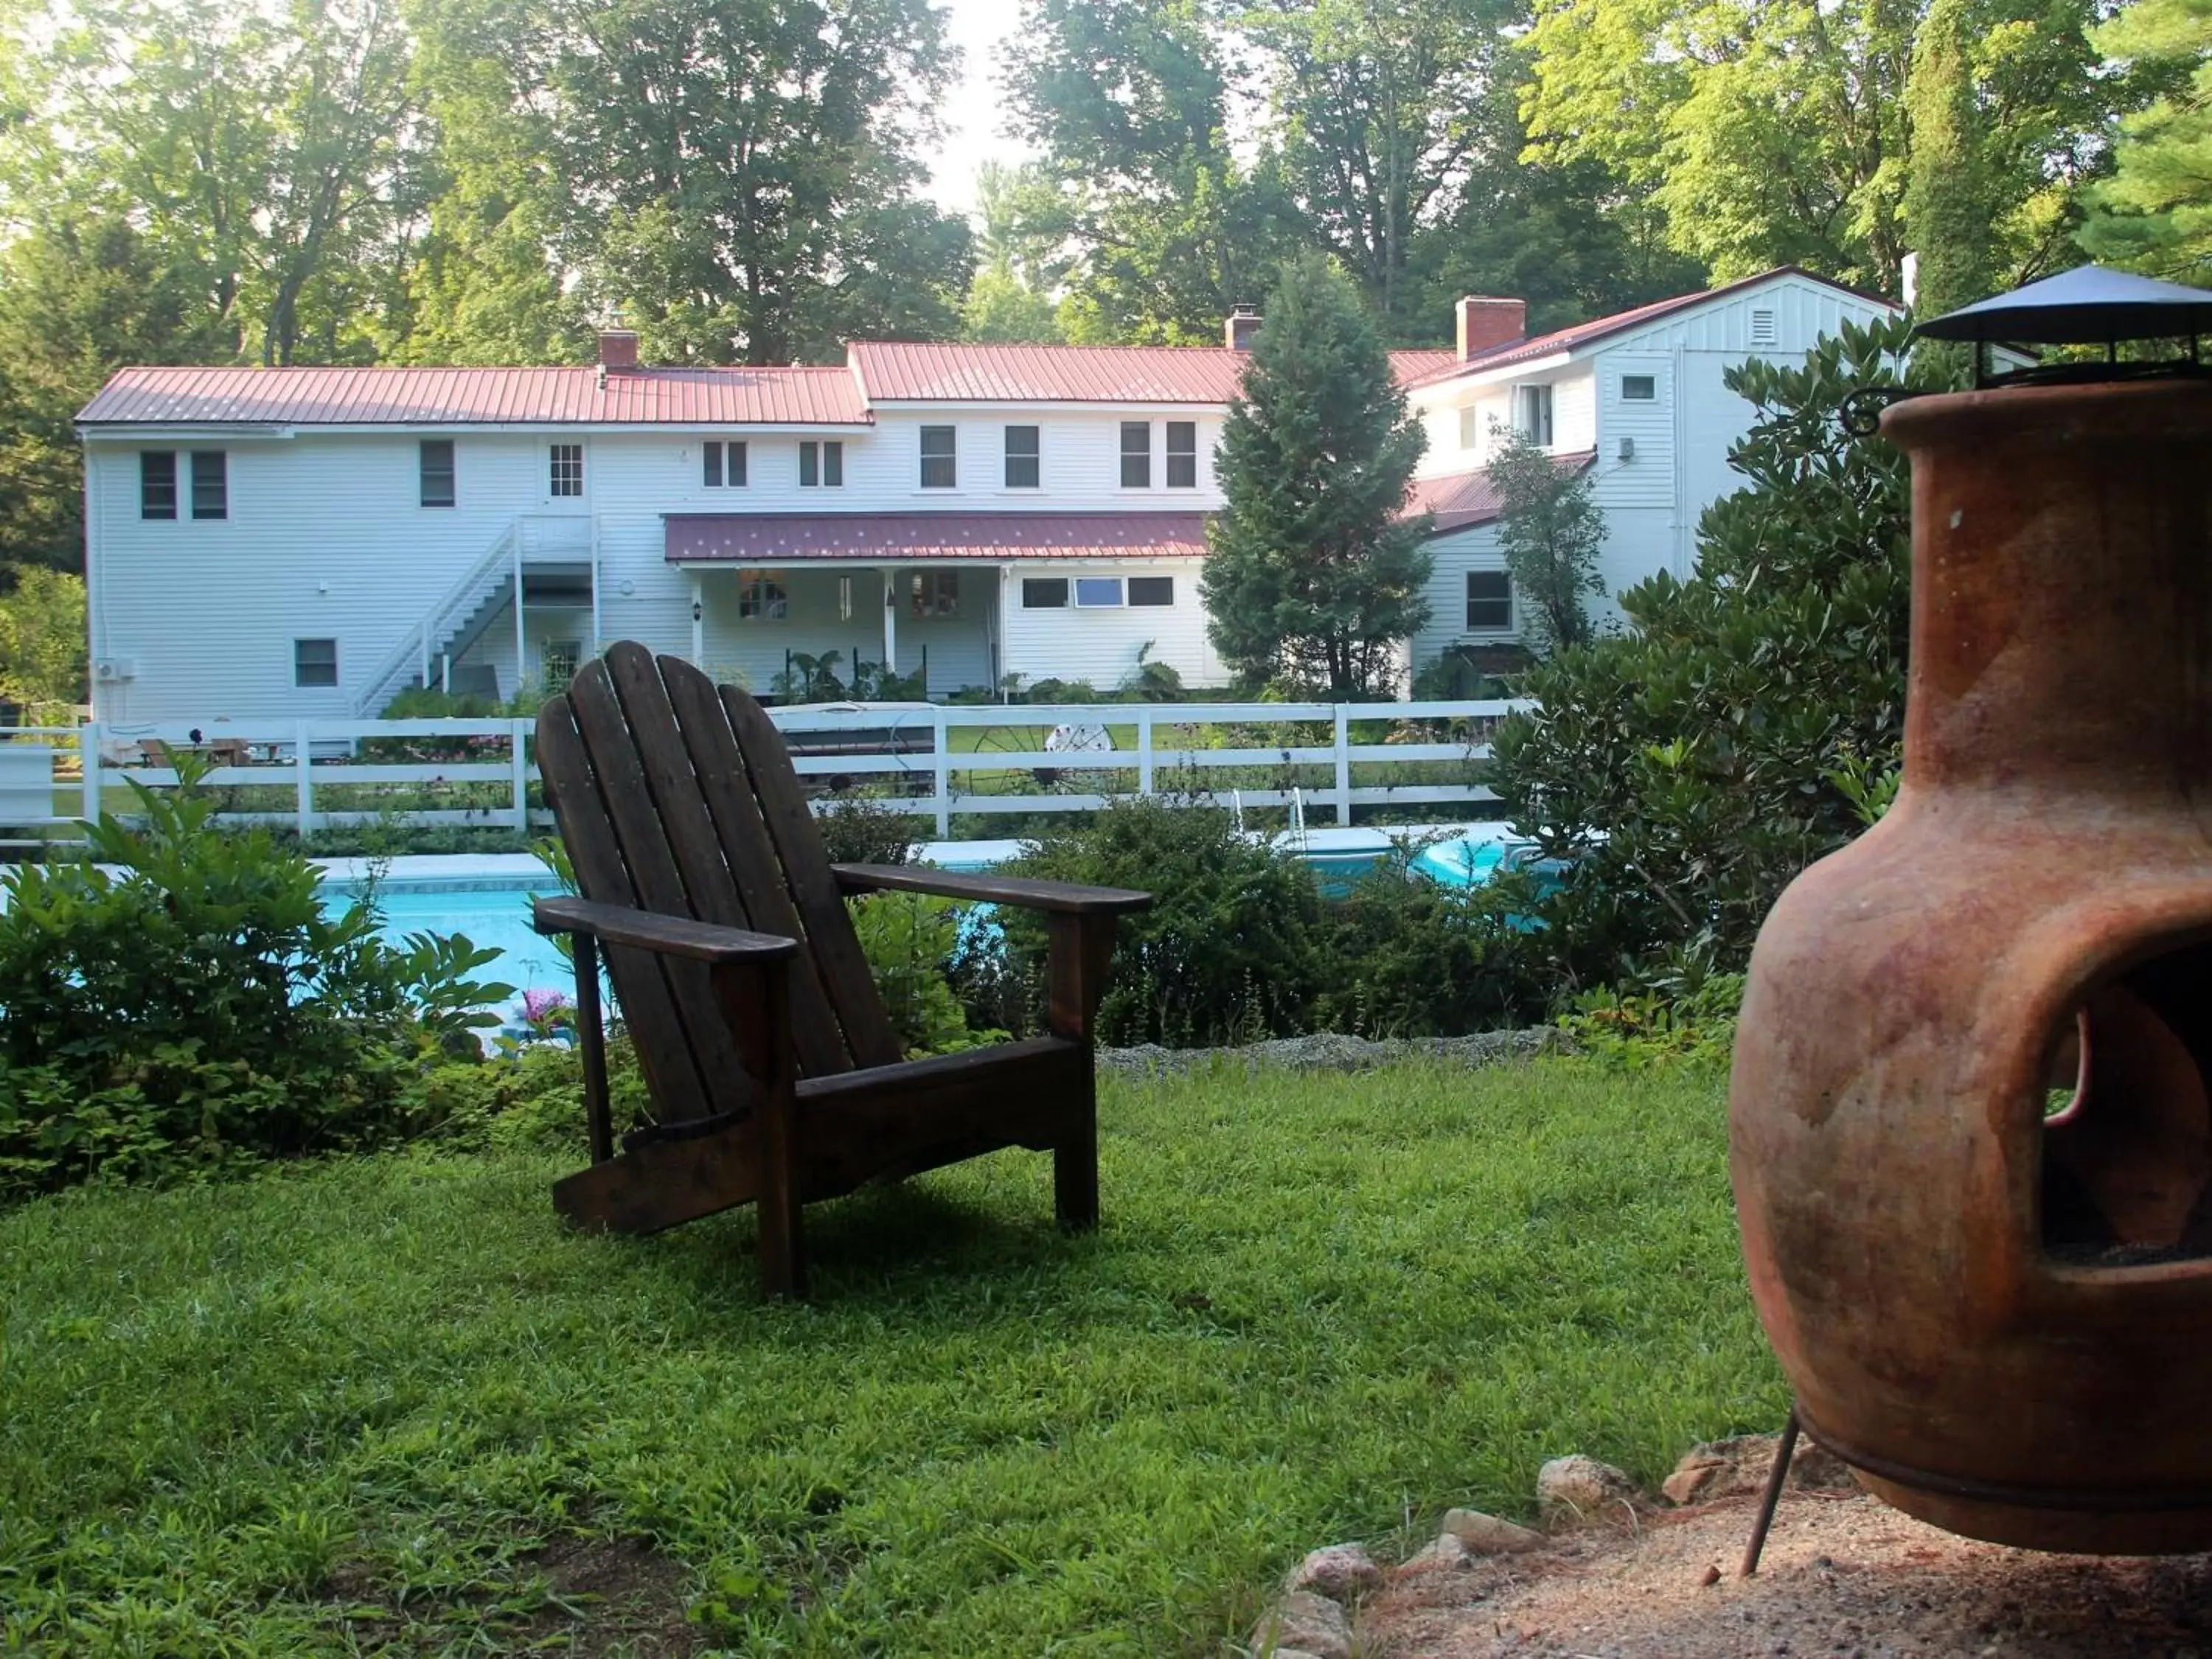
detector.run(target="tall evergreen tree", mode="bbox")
[2081,0,2212,279]
[1201,254,1431,697]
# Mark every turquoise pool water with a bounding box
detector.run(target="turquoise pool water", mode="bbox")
[327,832,1533,1010]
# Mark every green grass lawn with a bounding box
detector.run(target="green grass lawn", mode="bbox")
[0,1057,1781,1656]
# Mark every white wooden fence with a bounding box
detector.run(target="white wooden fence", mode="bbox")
[0,698,1527,844]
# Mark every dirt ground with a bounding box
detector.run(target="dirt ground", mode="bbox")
[1364,1490,2212,1659]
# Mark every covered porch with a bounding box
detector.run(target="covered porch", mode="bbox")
[662,510,1214,702]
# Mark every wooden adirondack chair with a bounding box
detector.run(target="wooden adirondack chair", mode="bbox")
[529,642,1151,1298]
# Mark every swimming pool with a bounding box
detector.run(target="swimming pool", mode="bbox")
[323,829,1535,1015]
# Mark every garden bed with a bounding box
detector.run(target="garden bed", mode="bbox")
[0,1054,1773,1655]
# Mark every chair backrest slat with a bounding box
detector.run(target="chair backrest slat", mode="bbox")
[563,658,754,1121]
[658,656,859,1076]
[535,697,719,1120]
[714,675,905,1071]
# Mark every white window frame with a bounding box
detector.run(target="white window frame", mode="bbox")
[910,570,959,617]
[1004,425,1040,489]
[1074,575,1125,609]
[1021,577,1069,609]
[1119,422,1151,490]
[1458,406,1481,451]
[1620,374,1657,403]
[294,637,339,688]
[1165,421,1197,489]
[1128,575,1175,608]
[549,442,584,498]
[1513,385,1554,448]
[919,425,956,489]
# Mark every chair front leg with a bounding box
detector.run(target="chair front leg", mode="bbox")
[1046,911,1119,1233]
[571,931,614,1165]
[714,956,804,1298]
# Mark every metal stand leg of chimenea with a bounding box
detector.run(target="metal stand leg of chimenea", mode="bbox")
[1739,1405,1801,1576]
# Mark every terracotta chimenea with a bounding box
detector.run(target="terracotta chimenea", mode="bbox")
[1731,267,2212,1556]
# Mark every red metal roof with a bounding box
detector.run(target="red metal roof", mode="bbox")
[847,341,1459,404]
[77,364,873,427]
[664,512,1211,563]
[1404,451,1596,534]
[849,341,1248,404]
[1404,266,1896,389]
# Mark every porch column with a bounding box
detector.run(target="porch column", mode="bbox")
[689,571,704,668]
[512,534,526,698]
[882,568,897,675]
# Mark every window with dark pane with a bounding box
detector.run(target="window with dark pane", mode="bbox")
[821,440,842,486]
[140,451,177,520]
[1004,425,1040,488]
[420,439,456,507]
[1022,578,1069,608]
[1119,422,1151,488]
[911,570,959,616]
[1129,576,1175,607]
[920,425,956,488]
[189,451,227,519]
[294,638,338,688]
[1466,570,1513,630]
[703,441,723,487]
[1165,422,1197,488]
[726,440,747,485]
[549,443,584,496]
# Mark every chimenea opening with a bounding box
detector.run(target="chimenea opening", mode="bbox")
[2041,941,2212,1265]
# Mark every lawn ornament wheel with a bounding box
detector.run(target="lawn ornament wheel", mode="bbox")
[1731,268,2212,1557]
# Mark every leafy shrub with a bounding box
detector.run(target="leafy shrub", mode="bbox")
[815,795,922,866]
[1001,797,1328,1046]
[1489,314,1955,975]
[1312,846,1552,1037]
[848,891,1001,1056]
[0,759,514,1198]
[1558,955,1747,1071]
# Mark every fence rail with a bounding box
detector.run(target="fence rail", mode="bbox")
[0,698,1529,844]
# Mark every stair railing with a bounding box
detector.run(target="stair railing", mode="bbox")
[352,521,521,715]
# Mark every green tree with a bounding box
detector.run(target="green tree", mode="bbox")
[2081,0,2212,279]
[406,0,974,364]
[1905,0,2005,321]
[0,566,88,707]
[1005,0,1300,342]
[1201,254,1432,696]
[1485,427,1606,655]
[1490,313,1953,970]
[1522,0,2138,296]
[0,0,421,364]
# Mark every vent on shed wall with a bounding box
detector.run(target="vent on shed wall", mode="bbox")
[1750,307,1778,347]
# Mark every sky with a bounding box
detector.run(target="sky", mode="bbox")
[920,0,1037,219]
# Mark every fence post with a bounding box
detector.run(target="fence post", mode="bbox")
[80,720,101,826]
[1334,706,1352,826]
[932,704,950,838]
[1138,707,1155,799]
[511,719,529,832]
[295,720,313,839]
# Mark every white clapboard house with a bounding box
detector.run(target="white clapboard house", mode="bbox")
[75,267,1894,722]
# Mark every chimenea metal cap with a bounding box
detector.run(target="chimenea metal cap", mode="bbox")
[1915,263,2212,347]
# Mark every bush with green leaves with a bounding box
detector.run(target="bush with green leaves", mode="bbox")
[0,759,514,1198]
[848,891,1004,1057]
[1312,846,1554,1037]
[1000,797,1329,1047]
[814,794,922,866]
[1489,313,1953,974]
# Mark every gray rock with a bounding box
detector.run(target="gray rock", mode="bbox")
[1284,1543,1383,1603]
[1441,1506,1544,1554]
[1251,1589,1353,1659]
[1537,1454,1638,1517]
[1402,1533,1472,1572]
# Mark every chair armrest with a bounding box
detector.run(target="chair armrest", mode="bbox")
[532,896,800,964]
[831,863,1152,915]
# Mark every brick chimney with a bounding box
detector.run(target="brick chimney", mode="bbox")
[1456,296,1526,361]
[597,328,640,372]
[1225,307,1263,352]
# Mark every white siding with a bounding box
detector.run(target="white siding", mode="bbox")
[1410,524,1510,668]
[998,560,1225,692]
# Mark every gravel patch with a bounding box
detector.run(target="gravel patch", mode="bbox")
[1099,1029,1563,1077]
[1363,1491,2212,1658]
